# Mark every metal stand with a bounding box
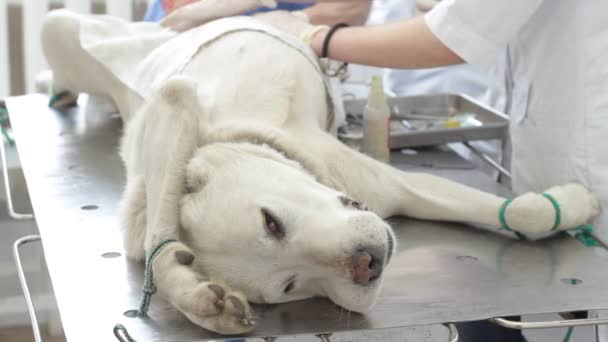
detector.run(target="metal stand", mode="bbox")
[315,333,332,341]
[1,139,33,219]
[462,141,511,180]
[445,323,459,342]
[490,316,608,329]
[13,234,43,342]
[260,325,458,342]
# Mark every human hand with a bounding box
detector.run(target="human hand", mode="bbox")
[160,0,277,32]
[415,0,441,16]
[162,0,198,14]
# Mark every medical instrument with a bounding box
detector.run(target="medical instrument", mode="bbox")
[341,93,508,149]
[361,76,390,163]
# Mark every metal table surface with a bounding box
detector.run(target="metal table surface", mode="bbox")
[7,95,608,341]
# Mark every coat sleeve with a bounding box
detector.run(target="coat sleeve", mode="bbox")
[424,0,543,70]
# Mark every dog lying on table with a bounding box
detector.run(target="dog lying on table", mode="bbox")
[40,1,599,335]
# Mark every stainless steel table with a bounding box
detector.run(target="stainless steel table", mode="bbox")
[6,95,608,341]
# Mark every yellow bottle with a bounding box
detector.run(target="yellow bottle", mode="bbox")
[361,76,390,163]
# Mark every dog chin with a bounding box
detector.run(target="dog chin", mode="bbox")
[328,281,382,313]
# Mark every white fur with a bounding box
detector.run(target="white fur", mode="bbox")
[41,6,600,335]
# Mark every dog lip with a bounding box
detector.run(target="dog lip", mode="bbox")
[385,227,395,265]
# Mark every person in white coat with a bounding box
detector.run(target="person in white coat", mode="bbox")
[369,0,506,178]
[310,0,607,236]
[372,0,501,104]
[308,1,608,338]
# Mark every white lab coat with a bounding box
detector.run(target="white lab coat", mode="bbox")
[426,0,608,337]
[372,0,504,107]
[426,0,608,234]
[369,0,506,178]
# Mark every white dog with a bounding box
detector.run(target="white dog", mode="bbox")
[40,4,599,335]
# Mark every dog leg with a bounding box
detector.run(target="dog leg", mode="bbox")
[121,175,147,261]
[41,10,142,120]
[300,132,600,238]
[139,76,255,334]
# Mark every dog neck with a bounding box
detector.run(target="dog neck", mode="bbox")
[203,123,344,191]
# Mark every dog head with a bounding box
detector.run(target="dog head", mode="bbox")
[179,128,396,312]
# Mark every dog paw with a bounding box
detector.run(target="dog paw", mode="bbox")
[505,183,600,235]
[545,183,600,229]
[150,242,255,335]
[174,281,255,335]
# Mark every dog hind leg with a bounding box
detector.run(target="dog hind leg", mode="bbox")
[41,10,141,120]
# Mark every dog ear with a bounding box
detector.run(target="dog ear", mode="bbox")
[140,75,203,248]
[144,75,209,196]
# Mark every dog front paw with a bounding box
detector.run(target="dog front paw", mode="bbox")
[151,242,255,335]
[505,183,600,236]
[176,282,255,335]
[545,183,600,229]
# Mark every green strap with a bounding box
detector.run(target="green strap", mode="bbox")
[542,193,561,231]
[540,193,600,247]
[137,239,177,317]
[0,108,14,145]
[499,198,513,232]
[48,90,76,108]
[562,327,574,342]
[500,193,564,238]
[48,91,68,107]
[499,199,527,239]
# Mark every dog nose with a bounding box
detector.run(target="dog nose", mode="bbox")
[352,249,384,285]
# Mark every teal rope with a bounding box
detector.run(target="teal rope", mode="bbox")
[0,108,14,146]
[113,324,137,342]
[137,239,177,317]
[562,327,573,342]
[572,224,600,247]
[542,193,561,231]
[499,199,513,232]
[48,90,75,108]
[113,240,177,341]
[499,193,566,239]
[499,199,527,240]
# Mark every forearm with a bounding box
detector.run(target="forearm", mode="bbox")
[311,16,463,69]
[303,0,372,26]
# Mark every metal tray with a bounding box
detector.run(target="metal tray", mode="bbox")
[341,93,508,148]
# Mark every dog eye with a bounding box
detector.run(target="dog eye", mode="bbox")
[338,195,368,211]
[262,209,285,240]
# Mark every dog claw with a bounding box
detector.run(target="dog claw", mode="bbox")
[241,318,254,326]
[227,296,246,316]
[208,284,225,299]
